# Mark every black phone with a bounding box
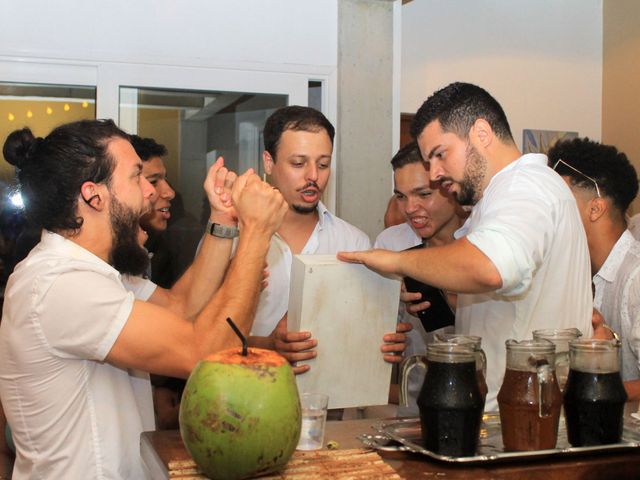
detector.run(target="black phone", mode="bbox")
[403,244,455,332]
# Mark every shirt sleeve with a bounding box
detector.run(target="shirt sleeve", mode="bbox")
[625,267,640,373]
[466,185,555,296]
[121,274,157,301]
[39,270,135,361]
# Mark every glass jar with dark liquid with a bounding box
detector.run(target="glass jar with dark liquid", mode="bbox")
[416,343,484,457]
[400,335,487,411]
[563,339,627,446]
[497,339,562,451]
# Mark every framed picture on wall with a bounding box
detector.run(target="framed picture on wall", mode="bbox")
[523,129,578,154]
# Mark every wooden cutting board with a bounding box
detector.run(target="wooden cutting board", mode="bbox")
[167,448,403,479]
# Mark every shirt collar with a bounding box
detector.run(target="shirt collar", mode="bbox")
[316,201,331,230]
[595,229,636,283]
[490,153,549,182]
[39,230,122,278]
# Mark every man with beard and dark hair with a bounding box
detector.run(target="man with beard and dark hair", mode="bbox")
[0,119,287,479]
[246,106,410,378]
[339,82,594,411]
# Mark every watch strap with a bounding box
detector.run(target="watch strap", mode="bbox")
[206,220,239,239]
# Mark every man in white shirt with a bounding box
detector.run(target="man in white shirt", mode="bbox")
[548,137,640,399]
[0,119,287,479]
[246,106,410,373]
[340,82,595,410]
[374,142,464,415]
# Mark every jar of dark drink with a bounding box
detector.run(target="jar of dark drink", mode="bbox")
[417,342,483,457]
[433,333,488,409]
[564,339,627,446]
[497,339,562,451]
[400,335,487,411]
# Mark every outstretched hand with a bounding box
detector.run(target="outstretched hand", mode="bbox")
[337,248,402,277]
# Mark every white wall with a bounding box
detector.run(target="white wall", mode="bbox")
[400,0,603,146]
[1,0,337,69]
[0,0,340,209]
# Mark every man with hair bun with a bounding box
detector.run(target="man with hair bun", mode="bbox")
[0,119,287,479]
[549,137,640,400]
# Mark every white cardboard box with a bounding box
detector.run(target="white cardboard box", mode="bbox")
[288,254,401,409]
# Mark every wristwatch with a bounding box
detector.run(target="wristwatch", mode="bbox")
[206,220,239,239]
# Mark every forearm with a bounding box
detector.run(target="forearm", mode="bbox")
[191,225,272,357]
[168,232,234,319]
[400,238,502,293]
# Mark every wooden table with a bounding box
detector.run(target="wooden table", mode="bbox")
[141,409,640,480]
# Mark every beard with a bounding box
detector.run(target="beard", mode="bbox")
[108,196,150,276]
[456,143,487,206]
[292,181,320,214]
[292,203,317,214]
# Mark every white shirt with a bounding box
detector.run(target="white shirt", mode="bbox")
[375,222,454,416]
[0,231,157,480]
[251,202,371,336]
[594,229,640,381]
[455,154,593,411]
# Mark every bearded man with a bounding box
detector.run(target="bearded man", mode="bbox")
[340,83,594,410]
[0,119,287,478]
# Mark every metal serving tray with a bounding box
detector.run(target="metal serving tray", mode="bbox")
[359,411,640,464]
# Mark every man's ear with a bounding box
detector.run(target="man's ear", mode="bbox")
[80,182,105,211]
[589,196,608,222]
[263,150,275,175]
[470,118,493,149]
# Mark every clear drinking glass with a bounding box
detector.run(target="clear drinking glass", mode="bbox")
[296,393,329,451]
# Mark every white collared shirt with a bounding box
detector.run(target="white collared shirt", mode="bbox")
[0,231,156,479]
[375,222,455,416]
[250,202,371,336]
[455,154,593,411]
[594,229,640,381]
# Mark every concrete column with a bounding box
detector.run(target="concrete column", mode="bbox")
[336,0,396,241]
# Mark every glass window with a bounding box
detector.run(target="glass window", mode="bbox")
[119,87,287,287]
[0,82,96,304]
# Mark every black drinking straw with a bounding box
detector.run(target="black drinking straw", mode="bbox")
[226,317,248,356]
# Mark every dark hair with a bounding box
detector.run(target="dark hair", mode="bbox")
[410,82,514,144]
[391,142,422,170]
[130,134,167,161]
[263,106,335,159]
[548,137,638,213]
[3,119,129,232]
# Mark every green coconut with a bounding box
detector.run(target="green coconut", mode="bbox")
[179,347,301,480]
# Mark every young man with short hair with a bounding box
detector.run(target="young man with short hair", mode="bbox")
[549,137,640,400]
[375,142,464,415]
[247,106,410,373]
